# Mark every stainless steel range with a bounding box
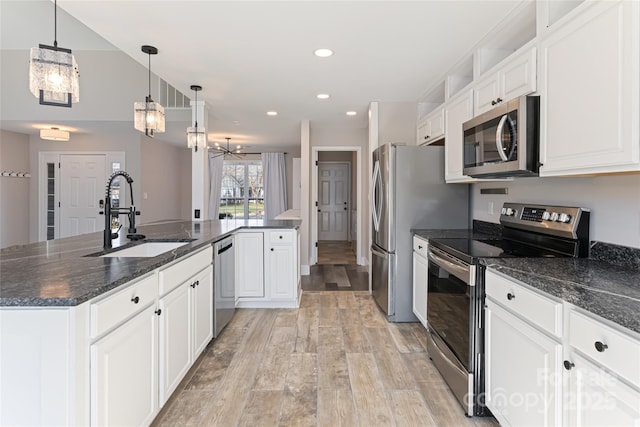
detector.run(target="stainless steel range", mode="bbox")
[426,203,590,416]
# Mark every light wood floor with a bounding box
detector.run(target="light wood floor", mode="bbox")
[152,291,498,427]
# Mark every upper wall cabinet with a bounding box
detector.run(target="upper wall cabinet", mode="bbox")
[539,0,640,176]
[417,107,444,145]
[444,89,475,183]
[474,47,537,115]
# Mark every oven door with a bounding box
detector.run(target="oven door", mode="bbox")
[426,246,476,414]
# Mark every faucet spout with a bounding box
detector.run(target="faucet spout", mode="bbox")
[103,171,141,249]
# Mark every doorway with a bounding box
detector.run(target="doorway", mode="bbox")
[317,161,350,241]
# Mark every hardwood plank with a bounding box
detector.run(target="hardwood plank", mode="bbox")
[184,348,234,390]
[151,390,213,427]
[319,293,339,327]
[355,294,387,327]
[199,351,262,426]
[366,327,417,390]
[388,322,426,354]
[336,292,359,309]
[318,326,344,352]
[388,390,437,426]
[318,350,351,390]
[342,325,372,353]
[409,322,429,350]
[299,292,320,309]
[339,307,362,327]
[237,390,283,427]
[209,322,248,355]
[279,353,318,427]
[285,353,318,390]
[273,309,298,327]
[352,390,394,427]
[294,307,318,353]
[253,325,296,391]
[241,309,278,353]
[334,265,351,287]
[227,307,258,329]
[317,389,357,427]
[347,353,384,393]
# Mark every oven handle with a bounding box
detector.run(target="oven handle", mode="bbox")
[428,247,474,286]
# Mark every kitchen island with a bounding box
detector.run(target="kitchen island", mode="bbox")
[0,218,300,426]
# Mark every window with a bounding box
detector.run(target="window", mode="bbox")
[220,161,264,219]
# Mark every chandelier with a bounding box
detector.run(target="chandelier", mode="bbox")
[210,138,244,158]
[29,0,80,107]
[187,85,207,151]
[134,45,165,137]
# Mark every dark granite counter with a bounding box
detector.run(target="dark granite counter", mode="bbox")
[412,228,497,241]
[0,219,300,307]
[484,258,640,335]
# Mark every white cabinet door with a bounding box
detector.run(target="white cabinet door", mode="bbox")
[417,108,445,145]
[539,0,640,176]
[412,245,428,328]
[566,352,640,427]
[485,299,562,427]
[235,232,264,297]
[475,47,537,116]
[444,89,476,183]
[158,283,191,406]
[267,244,295,299]
[192,265,214,358]
[91,305,158,427]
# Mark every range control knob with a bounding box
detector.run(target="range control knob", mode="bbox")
[506,208,515,216]
[550,212,559,222]
[559,213,572,223]
[542,211,551,221]
[501,207,507,215]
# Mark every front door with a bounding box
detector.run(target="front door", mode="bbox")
[59,154,106,238]
[317,162,349,241]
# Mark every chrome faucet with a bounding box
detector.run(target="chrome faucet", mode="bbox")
[101,171,142,249]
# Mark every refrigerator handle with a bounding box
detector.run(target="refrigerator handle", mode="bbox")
[371,160,382,232]
[371,243,388,259]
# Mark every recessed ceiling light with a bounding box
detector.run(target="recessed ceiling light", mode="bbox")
[267,111,278,116]
[40,127,70,141]
[346,111,357,116]
[314,48,334,58]
[317,94,330,100]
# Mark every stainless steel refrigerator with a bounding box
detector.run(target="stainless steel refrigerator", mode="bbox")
[371,143,469,322]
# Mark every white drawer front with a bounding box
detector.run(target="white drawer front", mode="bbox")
[413,236,428,258]
[270,230,293,244]
[569,310,640,388]
[91,274,157,339]
[159,246,212,296]
[485,270,562,338]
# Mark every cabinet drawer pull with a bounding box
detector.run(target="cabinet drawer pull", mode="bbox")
[418,245,423,250]
[131,296,140,304]
[491,100,497,106]
[496,97,502,103]
[506,293,515,301]
[279,235,283,239]
[191,282,197,288]
[155,309,162,316]
[595,341,608,352]
[563,360,575,370]
[270,248,274,251]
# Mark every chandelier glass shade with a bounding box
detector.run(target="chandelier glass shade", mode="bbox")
[29,0,79,107]
[40,127,70,141]
[187,85,207,151]
[134,45,165,137]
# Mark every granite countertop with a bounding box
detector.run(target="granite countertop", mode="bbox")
[0,219,300,307]
[412,228,498,241]
[485,258,640,335]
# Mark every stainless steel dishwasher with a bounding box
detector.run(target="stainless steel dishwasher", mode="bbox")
[213,236,235,337]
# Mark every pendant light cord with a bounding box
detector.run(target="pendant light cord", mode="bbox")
[147,53,152,101]
[53,0,58,48]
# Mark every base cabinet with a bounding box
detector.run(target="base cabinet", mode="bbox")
[236,229,300,308]
[91,304,158,427]
[485,299,562,426]
[412,236,428,328]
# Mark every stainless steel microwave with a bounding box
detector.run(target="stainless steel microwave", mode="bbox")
[462,96,539,178]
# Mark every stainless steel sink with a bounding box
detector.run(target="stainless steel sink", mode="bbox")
[99,241,189,258]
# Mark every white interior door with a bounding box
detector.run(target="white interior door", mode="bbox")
[317,162,349,241]
[60,154,106,238]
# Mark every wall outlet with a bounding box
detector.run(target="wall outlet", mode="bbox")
[488,201,494,216]
[194,209,200,219]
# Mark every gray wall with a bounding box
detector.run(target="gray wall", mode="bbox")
[472,174,640,249]
[0,130,30,248]
[140,138,192,223]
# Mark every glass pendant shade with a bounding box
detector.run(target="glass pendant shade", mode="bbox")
[134,98,166,137]
[187,126,207,150]
[29,44,79,107]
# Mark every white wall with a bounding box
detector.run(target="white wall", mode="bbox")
[0,130,30,248]
[28,131,142,242]
[377,102,417,146]
[472,174,640,249]
[140,138,192,223]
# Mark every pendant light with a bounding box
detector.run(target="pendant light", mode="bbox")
[134,45,165,137]
[187,85,207,151]
[29,0,80,107]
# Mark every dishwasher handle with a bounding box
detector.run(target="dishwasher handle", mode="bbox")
[217,241,233,255]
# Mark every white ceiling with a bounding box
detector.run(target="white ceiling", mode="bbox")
[1,0,524,149]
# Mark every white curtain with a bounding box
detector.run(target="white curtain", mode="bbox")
[208,154,224,220]
[261,152,287,220]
